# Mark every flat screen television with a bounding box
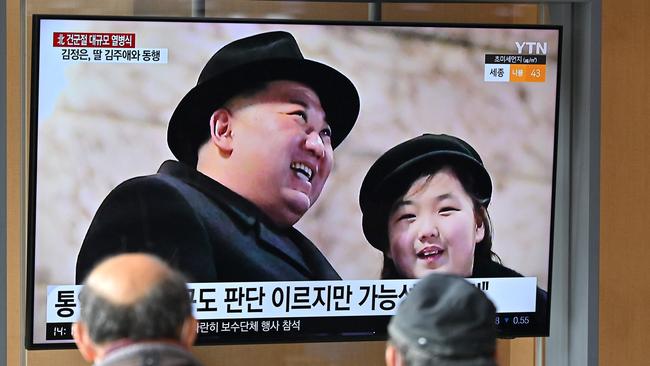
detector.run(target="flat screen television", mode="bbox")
[27,14,560,349]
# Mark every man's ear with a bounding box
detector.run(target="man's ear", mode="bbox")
[72,322,98,362]
[209,108,234,154]
[385,343,401,366]
[179,316,198,349]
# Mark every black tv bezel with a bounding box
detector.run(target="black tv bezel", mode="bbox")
[26,14,561,350]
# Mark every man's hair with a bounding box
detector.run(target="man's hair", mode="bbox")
[196,81,270,157]
[78,269,192,344]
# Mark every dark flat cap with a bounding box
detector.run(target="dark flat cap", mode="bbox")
[359,134,492,252]
[167,31,360,166]
[388,273,497,366]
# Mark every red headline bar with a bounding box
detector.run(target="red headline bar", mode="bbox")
[53,32,136,48]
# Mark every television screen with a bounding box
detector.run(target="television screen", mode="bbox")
[28,15,560,348]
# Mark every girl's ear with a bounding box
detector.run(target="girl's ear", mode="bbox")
[209,108,234,154]
[475,220,485,243]
[474,208,486,243]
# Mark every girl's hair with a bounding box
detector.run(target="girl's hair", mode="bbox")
[382,163,500,279]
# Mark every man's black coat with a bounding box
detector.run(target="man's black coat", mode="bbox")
[75,160,341,284]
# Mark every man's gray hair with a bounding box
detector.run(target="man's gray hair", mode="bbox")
[78,268,192,344]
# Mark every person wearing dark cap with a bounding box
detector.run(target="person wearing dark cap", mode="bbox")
[385,273,498,366]
[359,134,547,318]
[75,31,360,283]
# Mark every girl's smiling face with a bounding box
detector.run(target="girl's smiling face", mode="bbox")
[387,167,485,278]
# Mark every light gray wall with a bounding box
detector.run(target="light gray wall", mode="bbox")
[547,2,600,366]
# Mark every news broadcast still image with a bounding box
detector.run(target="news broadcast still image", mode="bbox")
[28,15,560,348]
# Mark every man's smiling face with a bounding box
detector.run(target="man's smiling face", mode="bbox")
[225,80,333,227]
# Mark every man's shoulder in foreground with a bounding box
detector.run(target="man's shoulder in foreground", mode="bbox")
[96,342,203,366]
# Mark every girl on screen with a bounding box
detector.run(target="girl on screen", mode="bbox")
[358,133,549,327]
[359,134,548,327]
[359,133,523,280]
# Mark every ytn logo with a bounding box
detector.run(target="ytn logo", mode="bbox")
[515,41,548,55]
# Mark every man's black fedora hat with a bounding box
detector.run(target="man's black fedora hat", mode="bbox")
[167,31,360,165]
[359,134,492,252]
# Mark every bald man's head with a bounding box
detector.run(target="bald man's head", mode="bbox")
[85,253,174,306]
[76,253,193,345]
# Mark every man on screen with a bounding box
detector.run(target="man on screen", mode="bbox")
[385,273,498,366]
[75,31,360,283]
[73,253,202,366]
